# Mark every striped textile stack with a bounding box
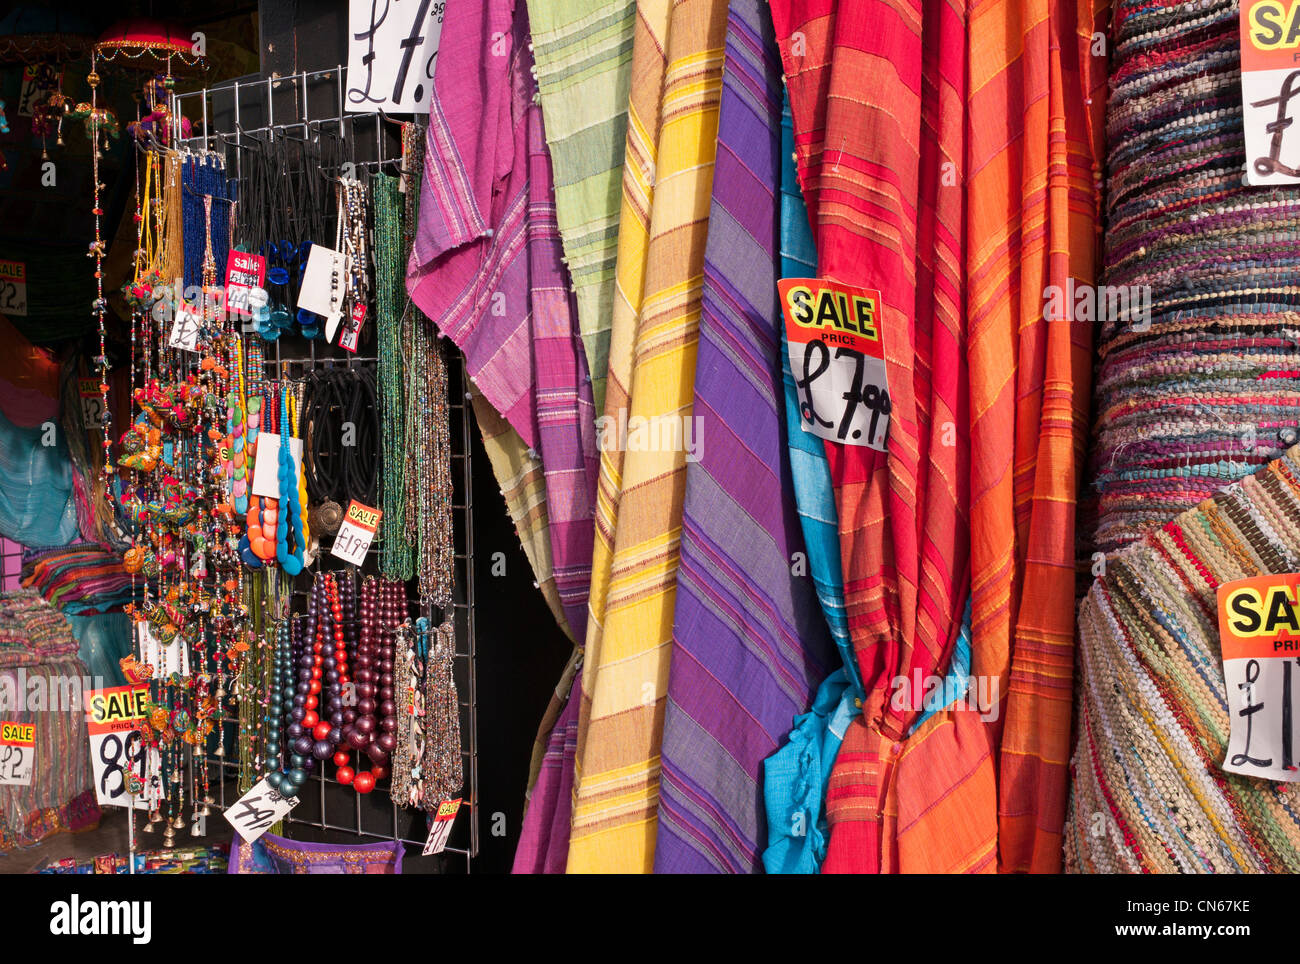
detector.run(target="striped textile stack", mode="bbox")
[1067,446,1300,872]
[1086,0,1300,554]
[0,590,80,668]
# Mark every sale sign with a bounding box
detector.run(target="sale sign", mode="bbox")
[225,250,267,319]
[0,721,34,786]
[1239,0,1300,184]
[85,684,157,810]
[1217,573,1300,780]
[778,278,891,450]
[331,501,381,566]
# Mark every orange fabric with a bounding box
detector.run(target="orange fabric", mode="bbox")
[968,0,1106,874]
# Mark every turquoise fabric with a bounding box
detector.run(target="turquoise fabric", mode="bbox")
[762,93,861,875]
[63,613,131,689]
[0,408,77,547]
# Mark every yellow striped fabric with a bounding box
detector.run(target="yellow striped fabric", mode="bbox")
[470,391,574,643]
[568,0,728,874]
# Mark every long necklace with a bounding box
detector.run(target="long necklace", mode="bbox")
[373,172,414,578]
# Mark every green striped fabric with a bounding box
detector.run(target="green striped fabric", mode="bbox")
[524,0,636,415]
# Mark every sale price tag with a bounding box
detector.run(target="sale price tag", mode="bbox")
[422,798,462,855]
[84,684,157,810]
[1239,0,1300,185]
[0,260,28,317]
[224,777,300,844]
[331,500,382,566]
[778,278,891,450]
[0,722,35,786]
[1217,573,1300,780]
[225,250,267,318]
[78,378,105,429]
[338,302,366,353]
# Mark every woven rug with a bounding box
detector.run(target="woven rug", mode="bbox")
[1086,0,1300,554]
[1066,445,1300,872]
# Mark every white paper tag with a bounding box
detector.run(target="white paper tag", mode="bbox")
[1239,1,1300,186]
[421,798,462,855]
[779,279,891,450]
[0,722,35,786]
[85,684,158,811]
[1218,574,1300,781]
[251,433,305,499]
[0,260,27,316]
[297,244,347,319]
[331,500,382,566]
[224,777,300,844]
[169,303,203,352]
[346,0,447,114]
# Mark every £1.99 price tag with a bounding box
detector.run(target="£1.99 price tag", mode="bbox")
[1217,573,1300,780]
[331,500,382,566]
[422,798,462,855]
[0,721,35,786]
[778,279,891,451]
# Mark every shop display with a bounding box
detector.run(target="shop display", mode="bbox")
[4,0,1300,891]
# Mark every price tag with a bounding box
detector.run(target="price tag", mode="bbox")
[1239,0,1300,185]
[0,260,28,317]
[224,777,300,844]
[421,798,462,855]
[169,303,203,352]
[331,500,382,566]
[250,432,305,499]
[346,0,447,113]
[778,278,891,450]
[0,722,35,786]
[84,684,157,810]
[338,303,366,353]
[78,378,105,429]
[225,250,267,319]
[1218,573,1300,780]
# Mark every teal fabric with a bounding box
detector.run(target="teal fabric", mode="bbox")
[63,613,131,689]
[0,408,77,547]
[762,93,860,875]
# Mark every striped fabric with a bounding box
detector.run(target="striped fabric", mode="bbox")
[471,391,572,639]
[568,0,728,873]
[524,0,637,414]
[653,0,834,874]
[409,0,598,641]
[528,112,600,641]
[973,0,1107,874]
[512,659,582,873]
[771,0,986,873]
[759,91,862,875]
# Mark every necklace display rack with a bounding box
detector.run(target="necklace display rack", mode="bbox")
[168,68,479,870]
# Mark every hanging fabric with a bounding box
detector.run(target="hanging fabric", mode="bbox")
[566,0,729,873]
[653,0,834,874]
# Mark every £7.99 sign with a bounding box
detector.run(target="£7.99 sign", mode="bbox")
[778,278,892,451]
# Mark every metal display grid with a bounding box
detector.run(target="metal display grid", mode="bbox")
[169,67,479,871]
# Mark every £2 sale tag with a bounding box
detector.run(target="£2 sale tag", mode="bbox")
[1217,573,1300,780]
[778,279,891,450]
[0,721,34,786]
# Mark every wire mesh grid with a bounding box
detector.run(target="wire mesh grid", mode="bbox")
[170,67,478,871]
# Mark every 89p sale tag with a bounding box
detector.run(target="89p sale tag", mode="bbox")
[778,278,891,450]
